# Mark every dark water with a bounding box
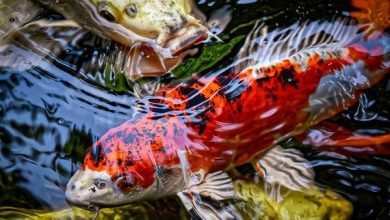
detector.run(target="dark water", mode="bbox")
[0,0,389,219]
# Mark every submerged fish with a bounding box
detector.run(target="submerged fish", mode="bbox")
[0,0,42,38]
[0,179,353,219]
[34,0,210,56]
[2,0,219,80]
[65,1,390,219]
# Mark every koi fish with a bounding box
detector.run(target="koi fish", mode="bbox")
[36,0,209,56]
[65,3,390,219]
[5,0,222,80]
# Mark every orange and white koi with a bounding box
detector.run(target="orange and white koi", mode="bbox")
[66,1,390,218]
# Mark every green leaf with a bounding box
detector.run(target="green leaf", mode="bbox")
[171,35,245,78]
[101,63,133,93]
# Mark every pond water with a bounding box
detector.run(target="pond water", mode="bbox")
[0,0,389,219]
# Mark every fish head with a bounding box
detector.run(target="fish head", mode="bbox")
[65,118,186,207]
[41,0,208,57]
[91,0,208,54]
[65,142,157,207]
[65,166,132,208]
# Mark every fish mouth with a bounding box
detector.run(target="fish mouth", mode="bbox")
[65,170,91,208]
[65,194,121,210]
[65,194,123,210]
[65,188,93,209]
[163,24,209,56]
[65,198,96,211]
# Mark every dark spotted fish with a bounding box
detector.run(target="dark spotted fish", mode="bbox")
[66,0,390,218]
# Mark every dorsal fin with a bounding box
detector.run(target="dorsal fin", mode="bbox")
[234,17,360,73]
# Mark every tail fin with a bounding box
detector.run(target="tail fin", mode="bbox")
[298,121,390,156]
[350,0,390,38]
[348,0,390,87]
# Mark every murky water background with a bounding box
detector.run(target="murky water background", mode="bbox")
[0,0,389,219]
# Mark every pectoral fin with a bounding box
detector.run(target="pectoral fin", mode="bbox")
[253,145,314,201]
[177,171,242,220]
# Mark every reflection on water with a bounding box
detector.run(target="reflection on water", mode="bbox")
[0,64,136,209]
[0,0,389,219]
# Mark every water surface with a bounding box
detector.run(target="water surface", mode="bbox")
[0,0,389,219]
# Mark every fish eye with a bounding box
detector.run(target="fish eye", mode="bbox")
[100,9,116,22]
[94,179,107,189]
[126,4,137,17]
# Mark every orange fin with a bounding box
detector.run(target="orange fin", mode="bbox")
[350,0,390,39]
[298,121,390,156]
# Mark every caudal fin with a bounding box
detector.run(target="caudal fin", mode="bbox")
[350,0,390,38]
[347,0,390,88]
[298,121,390,156]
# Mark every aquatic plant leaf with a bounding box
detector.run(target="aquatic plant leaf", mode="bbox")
[171,35,245,78]
[101,62,134,93]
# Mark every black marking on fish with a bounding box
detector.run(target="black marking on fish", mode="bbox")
[92,145,102,167]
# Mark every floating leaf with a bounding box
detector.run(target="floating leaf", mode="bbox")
[171,35,245,78]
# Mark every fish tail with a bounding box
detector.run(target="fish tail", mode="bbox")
[350,0,390,38]
[347,0,390,88]
[300,121,390,156]
[347,39,390,89]
[318,133,390,156]
[327,133,390,147]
